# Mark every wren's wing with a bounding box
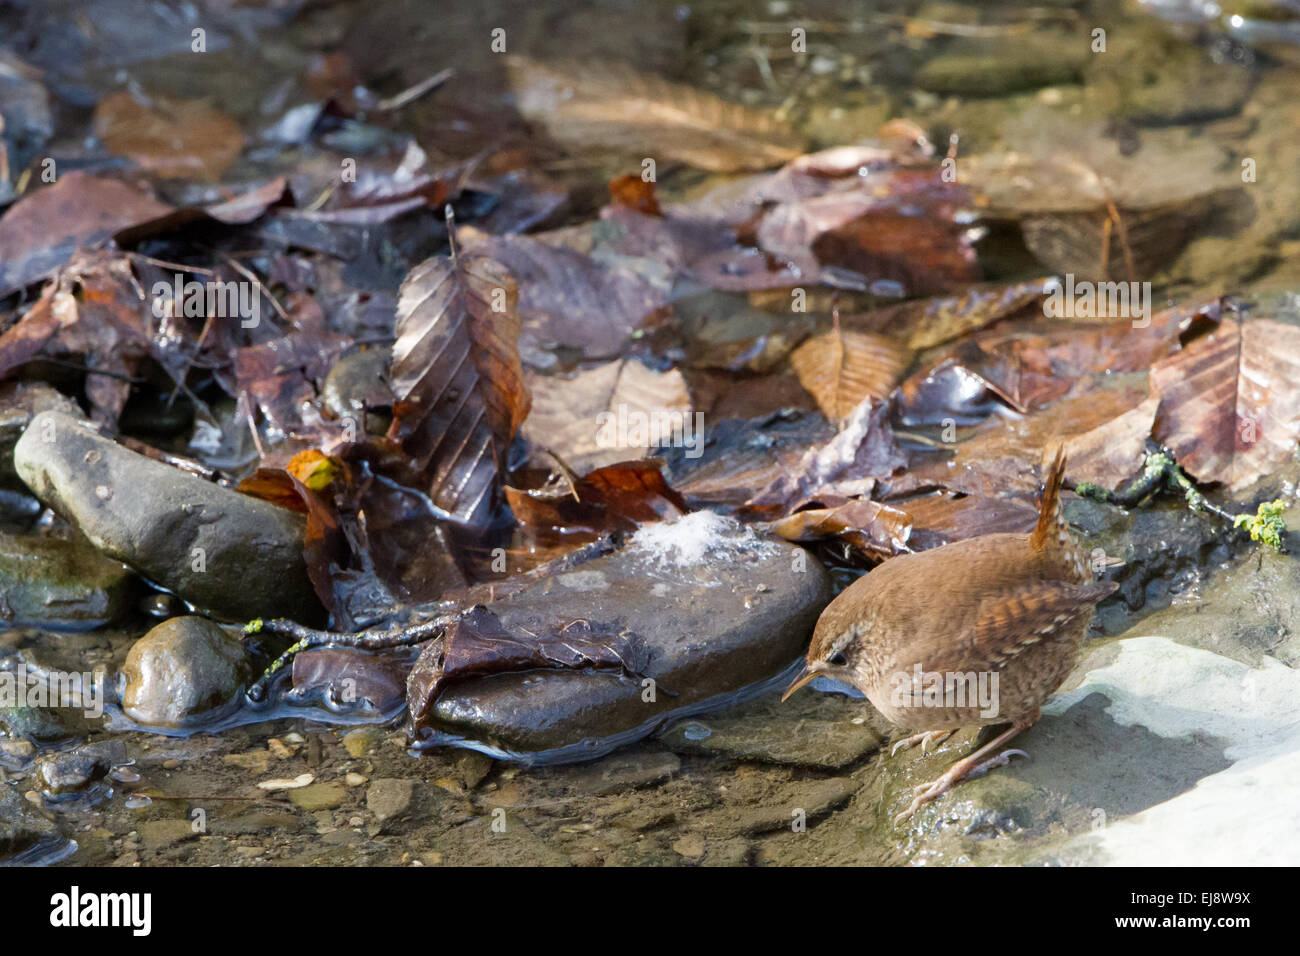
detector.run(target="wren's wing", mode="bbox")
[907,578,1119,675]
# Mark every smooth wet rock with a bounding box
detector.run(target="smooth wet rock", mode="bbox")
[366,777,416,826]
[1039,636,1300,865]
[13,411,319,622]
[0,785,64,864]
[35,739,127,795]
[121,616,250,728]
[139,818,200,851]
[558,749,681,796]
[412,512,832,761]
[1066,496,1236,633]
[0,382,83,492]
[0,532,134,628]
[321,347,393,436]
[660,714,882,770]
[916,36,1086,96]
[289,782,346,811]
[1114,497,1300,668]
[0,699,100,743]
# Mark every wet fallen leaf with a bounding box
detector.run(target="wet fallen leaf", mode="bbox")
[407,604,649,723]
[93,91,246,181]
[744,397,907,515]
[1151,317,1300,491]
[0,251,154,425]
[609,173,660,216]
[506,459,688,540]
[506,56,801,172]
[386,245,531,529]
[460,228,671,360]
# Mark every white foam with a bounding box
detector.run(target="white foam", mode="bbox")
[628,511,778,570]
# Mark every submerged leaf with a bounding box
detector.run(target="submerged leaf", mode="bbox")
[506,56,801,172]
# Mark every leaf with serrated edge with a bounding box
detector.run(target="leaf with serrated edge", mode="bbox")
[387,251,530,528]
[790,328,909,420]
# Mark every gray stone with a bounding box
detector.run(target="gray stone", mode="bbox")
[14,411,318,622]
[139,818,201,851]
[321,347,392,436]
[35,739,127,794]
[558,749,681,796]
[0,382,83,492]
[0,785,65,864]
[916,37,1086,96]
[121,616,250,728]
[660,715,881,770]
[0,700,99,744]
[0,531,134,628]
[366,777,416,825]
[728,777,859,835]
[413,512,833,761]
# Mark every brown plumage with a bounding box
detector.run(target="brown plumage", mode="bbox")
[783,447,1117,822]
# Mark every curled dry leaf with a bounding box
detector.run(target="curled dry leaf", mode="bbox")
[769,499,913,561]
[523,358,691,473]
[0,171,291,297]
[506,459,688,540]
[789,327,910,420]
[892,386,1155,505]
[387,247,531,530]
[1151,317,1300,492]
[892,491,1038,551]
[0,251,152,425]
[505,56,801,172]
[745,397,906,516]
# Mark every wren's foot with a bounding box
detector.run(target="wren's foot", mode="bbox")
[893,723,1031,825]
[890,729,956,757]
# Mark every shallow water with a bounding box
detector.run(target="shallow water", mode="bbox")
[3,0,1299,865]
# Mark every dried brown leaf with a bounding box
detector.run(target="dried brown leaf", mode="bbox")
[1151,317,1300,491]
[387,248,531,529]
[523,359,691,472]
[789,328,909,420]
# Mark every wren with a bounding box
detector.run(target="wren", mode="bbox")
[783,448,1117,822]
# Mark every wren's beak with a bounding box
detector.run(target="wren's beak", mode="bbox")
[781,662,820,702]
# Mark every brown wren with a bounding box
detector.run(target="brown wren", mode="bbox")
[783,448,1117,823]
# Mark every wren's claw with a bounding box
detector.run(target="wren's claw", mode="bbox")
[890,729,956,757]
[892,723,1031,826]
[968,748,1029,779]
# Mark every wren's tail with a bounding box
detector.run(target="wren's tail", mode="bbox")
[1031,445,1068,552]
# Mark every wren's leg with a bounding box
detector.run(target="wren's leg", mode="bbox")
[894,720,1033,825]
[889,729,956,756]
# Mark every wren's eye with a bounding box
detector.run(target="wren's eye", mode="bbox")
[828,652,847,667]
